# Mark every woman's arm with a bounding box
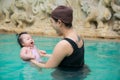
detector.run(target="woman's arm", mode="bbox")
[31,40,73,68]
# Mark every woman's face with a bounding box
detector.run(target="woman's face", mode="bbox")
[20,34,34,47]
[50,18,63,36]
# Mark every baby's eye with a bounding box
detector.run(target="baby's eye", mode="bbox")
[26,38,30,40]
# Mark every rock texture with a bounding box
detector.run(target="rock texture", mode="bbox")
[0,0,120,39]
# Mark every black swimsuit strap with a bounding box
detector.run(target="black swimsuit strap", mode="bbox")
[64,38,78,50]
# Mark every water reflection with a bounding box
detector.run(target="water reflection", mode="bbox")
[51,65,91,80]
[19,62,42,80]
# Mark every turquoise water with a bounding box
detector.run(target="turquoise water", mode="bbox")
[0,34,120,80]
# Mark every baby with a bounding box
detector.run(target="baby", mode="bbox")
[17,32,48,62]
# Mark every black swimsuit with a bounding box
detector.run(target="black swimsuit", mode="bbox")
[58,38,84,70]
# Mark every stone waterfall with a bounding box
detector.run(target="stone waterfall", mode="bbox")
[0,0,120,39]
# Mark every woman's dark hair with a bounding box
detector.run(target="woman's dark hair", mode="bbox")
[52,17,72,28]
[17,32,28,47]
[51,5,73,28]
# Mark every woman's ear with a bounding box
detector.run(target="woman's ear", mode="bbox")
[58,19,63,27]
[58,19,62,24]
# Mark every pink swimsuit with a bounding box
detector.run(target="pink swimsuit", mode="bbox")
[32,46,42,62]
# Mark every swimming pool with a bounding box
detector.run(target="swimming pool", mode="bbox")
[0,33,120,80]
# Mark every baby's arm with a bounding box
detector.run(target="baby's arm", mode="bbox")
[20,47,35,61]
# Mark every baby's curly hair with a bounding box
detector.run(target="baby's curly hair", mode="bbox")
[17,32,28,47]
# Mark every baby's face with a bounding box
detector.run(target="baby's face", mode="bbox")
[21,34,34,47]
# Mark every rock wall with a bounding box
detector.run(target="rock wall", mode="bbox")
[0,0,120,39]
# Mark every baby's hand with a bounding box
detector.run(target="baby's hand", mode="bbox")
[40,50,46,54]
[39,50,46,56]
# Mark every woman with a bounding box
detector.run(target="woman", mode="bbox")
[31,5,84,70]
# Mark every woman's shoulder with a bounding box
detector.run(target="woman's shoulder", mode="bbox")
[57,39,71,46]
[55,39,72,51]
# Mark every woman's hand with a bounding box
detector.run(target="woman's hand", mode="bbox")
[30,59,38,64]
[30,59,45,68]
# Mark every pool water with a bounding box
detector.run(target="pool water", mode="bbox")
[0,34,120,80]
